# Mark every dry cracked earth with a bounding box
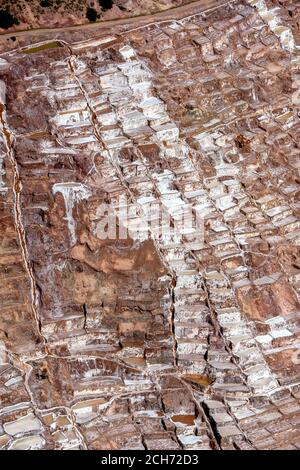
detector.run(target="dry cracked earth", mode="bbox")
[0,0,300,451]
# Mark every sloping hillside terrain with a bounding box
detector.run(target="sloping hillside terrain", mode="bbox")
[0,0,189,32]
[0,0,299,450]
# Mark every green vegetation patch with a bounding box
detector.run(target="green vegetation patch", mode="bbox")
[21,41,62,54]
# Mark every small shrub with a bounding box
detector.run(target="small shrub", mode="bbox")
[40,0,52,7]
[0,10,20,29]
[98,0,113,11]
[86,7,97,22]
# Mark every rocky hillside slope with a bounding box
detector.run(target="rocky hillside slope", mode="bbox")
[0,0,188,32]
[0,0,299,450]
